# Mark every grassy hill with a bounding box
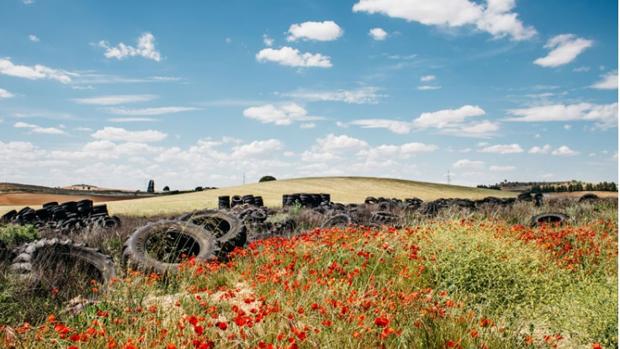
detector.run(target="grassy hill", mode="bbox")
[0,176,515,217]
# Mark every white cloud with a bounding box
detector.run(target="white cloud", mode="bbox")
[506,102,618,129]
[489,165,515,172]
[22,0,34,4]
[318,134,368,152]
[551,145,578,156]
[533,34,592,67]
[280,86,381,104]
[107,117,157,123]
[420,75,436,82]
[0,58,72,83]
[453,159,485,169]
[287,21,343,42]
[0,88,14,98]
[417,85,441,90]
[91,127,167,143]
[300,123,316,129]
[414,105,486,128]
[106,106,198,116]
[256,47,332,68]
[350,105,497,138]
[350,119,413,134]
[243,103,322,125]
[28,34,39,42]
[14,121,65,135]
[528,144,551,154]
[263,34,274,47]
[591,70,618,90]
[369,27,388,40]
[230,139,282,159]
[352,0,536,41]
[98,32,161,62]
[72,94,157,106]
[478,143,523,154]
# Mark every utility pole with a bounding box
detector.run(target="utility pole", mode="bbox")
[446,170,451,185]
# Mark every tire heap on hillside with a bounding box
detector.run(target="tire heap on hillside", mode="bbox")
[0,200,121,233]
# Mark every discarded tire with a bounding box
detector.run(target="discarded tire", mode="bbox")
[529,213,569,227]
[321,214,352,228]
[218,196,231,210]
[10,238,115,287]
[122,221,219,274]
[578,193,599,203]
[178,211,246,254]
[371,211,400,225]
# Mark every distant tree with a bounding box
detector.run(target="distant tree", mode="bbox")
[162,186,170,192]
[259,175,276,183]
[195,186,203,192]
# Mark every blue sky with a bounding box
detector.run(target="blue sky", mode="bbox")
[0,0,617,190]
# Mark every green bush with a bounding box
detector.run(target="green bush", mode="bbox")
[0,224,38,250]
[259,175,276,183]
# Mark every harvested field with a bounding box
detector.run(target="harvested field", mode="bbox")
[0,193,131,206]
[105,176,515,216]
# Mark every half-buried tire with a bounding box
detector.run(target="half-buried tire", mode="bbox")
[529,213,569,227]
[122,220,218,274]
[321,214,352,228]
[178,210,246,256]
[10,238,115,293]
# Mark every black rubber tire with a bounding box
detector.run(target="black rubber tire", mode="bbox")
[178,210,246,254]
[578,193,599,203]
[1,210,17,223]
[529,213,569,227]
[370,211,400,225]
[10,238,115,287]
[122,220,218,274]
[321,214,352,228]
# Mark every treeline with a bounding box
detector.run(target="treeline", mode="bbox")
[477,181,618,192]
[532,182,617,193]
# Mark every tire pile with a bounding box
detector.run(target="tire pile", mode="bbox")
[218,195,264,209]
[0,200,121,233]
[282,193,331,208]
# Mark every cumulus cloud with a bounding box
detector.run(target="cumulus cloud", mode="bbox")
[413,105,486,128]
[243,103,322,126]
[72,94,157,106]
[591,70,618,90]
[533,34,592,67]
[352,0,536,40]
[0,57,72,83]
[489,165,515,172]
[280,87,381,104]
[369,27,388,40]
[287,21,343,41]
[453,159,485,169]
[0,88,14,98]
[106,106,198,116]
[350,105,497,138]
[506,102,618,129]
[420,75,436,82]
[98,32,161,62]
[256,46,332,68]
[14,121,66,135]
[417,85,441,90]
[528,144,551,154]
[28,34,39,42]
[350,119,413,134]
[262,34,274,47]
[478,143,523,154]
[230,139,282,159]
[551,145,578,156]
[91,127,167,143]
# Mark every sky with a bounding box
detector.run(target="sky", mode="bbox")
[0,0,617,190]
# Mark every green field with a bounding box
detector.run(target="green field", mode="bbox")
[99,177,514,216]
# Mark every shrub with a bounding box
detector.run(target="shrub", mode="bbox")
[259,175,276,183]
